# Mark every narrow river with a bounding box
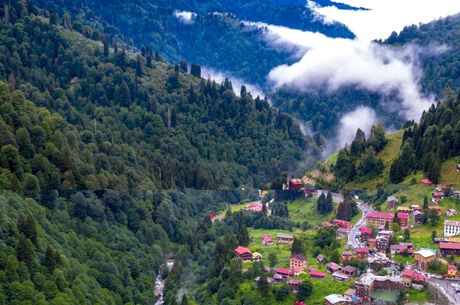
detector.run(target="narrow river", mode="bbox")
[154,260,174,305]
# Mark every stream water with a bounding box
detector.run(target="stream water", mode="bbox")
[154,260,174,305]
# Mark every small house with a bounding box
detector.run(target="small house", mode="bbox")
[356,247,369,259]
[342,266,357,277]
[327,262,342,273]
[368,238,376,250]
[332,271,350,282]
[421,179,433,185]
[440,242,460,256]
[288,179,303,190]
[317,254,324,263]
[322,221,333,228]
[252,252,263,262]
[413,210,423,224]
[277,233,294,244]
[427,205,442,216]
[275,267,295,280]
[333,219,351,229]
[289,279,302,292]
[262,234,273,245]
[446,208,457,217]
[309,268,327,279]
[387,196,398,210]
[234,246,252,261]
[360,226,372,242]
[432,192,444,203]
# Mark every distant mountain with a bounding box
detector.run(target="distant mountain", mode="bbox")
[0,1,313,190]
[271,13,460,137]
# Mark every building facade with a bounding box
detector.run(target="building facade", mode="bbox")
[444,220,460,237]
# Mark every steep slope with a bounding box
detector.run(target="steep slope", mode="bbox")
[33,0,353,87]
[308,91,460,188]
[0,1,312,190]
[0,189,252,304]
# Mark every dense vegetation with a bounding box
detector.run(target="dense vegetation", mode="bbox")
[389,90,460,183]
[0,1,313,189]
[332,124,387,184]
[382,13,460,96]
[33,0,353,87]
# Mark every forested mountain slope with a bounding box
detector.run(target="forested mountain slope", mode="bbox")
[32,0,353,86]
[0,189,254,304]
[0,1,312,190]
[308,90,460,189]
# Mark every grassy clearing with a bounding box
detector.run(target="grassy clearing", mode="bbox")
[247,228,295,268]
[287,197,338,227]
[327,153,338,166]
[407,288,431,303]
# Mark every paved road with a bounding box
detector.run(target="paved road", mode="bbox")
[429,278,460,305]
[347,200,374,249]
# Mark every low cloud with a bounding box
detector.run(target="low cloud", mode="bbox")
[173,10,197,24]
[336,106,377,148]
[201,67,265,98]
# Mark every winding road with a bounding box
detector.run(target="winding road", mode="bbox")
[347,200,374,249]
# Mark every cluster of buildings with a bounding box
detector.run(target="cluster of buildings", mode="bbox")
[234,246,263,262]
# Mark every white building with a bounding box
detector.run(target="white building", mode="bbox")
[444,220,460,237]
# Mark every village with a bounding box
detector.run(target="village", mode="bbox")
[212,180,460,305]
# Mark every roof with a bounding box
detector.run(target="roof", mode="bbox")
[337,227,349,234]
[413,210,423,215]
[317,254,324,260]
[367,212,393,220]
[427,205,441,210]
[276,267,295,276]
[277,233,294,239]
[342,265,357,273]
[309,269,327,278]
[397,213,409,219]
[234,246,252,255]
[357,247,369,253]
[325,294,350,304]
[421,179,433,184]
[433,192,444,197]
[448,264,457,270]
[252,252,263,258]
[291,253,307,261]
[327,262,341,270]
[289,279,302,284]
[332,271,350,279]
[323,221,333,227]
[387,196,398,201]
[245,202,263,212]
[368,238,376,242]
[262,234,273,243]
[289,178,302,184]
[440,242,460,250]
[445,220,460,226]
[209,212,216,219]
[414,248,436,258]
[360,226,372,235]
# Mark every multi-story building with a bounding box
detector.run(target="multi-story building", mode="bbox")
[324,294,351,305]
[355,273,401,304]
[444,220,460,237]
[413,249,436,270]
[439,242,460,256]
[366,212,393,228]
[290,253,307,272]
[397,213,409,228]
[360,226,372,242]
[277,233,294,244]
[234,246,252,261]
[375,235,390,253]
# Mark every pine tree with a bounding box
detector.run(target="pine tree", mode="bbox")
[423,196,428,210]
[317,193,326,214]
[16,234,33,267]
[336,200,351,221]
[237,223,249,246]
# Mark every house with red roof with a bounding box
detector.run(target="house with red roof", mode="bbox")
[360,226,372,242]
[294,301,306,305]
[333,219,350,229]
[402,269,427,287]
[366,212,393,228]
[427,205,442,216]
[390,243,413,255]
[288,179,303,190]
[356,247,369,259]
[446,264,459,279]
[322,221,333,228]
[440,242,460,256]
[209,212,216,220]
[309,268,327,279]
[245,202,263,212]
[432,192,444,202]
[276,267,295,280]
[234,246,252,261]
[397,213,409,228]
[326,262,342,273]
[262,234,273,245]
[421,179,433,185]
